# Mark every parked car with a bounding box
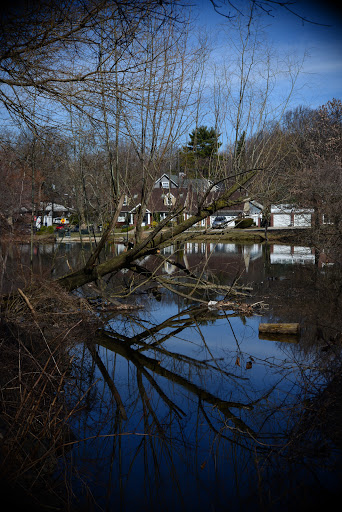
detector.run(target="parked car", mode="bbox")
[53,217,69,225]
[212,216,228,229]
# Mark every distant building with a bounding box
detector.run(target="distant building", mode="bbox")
[40,203,73,227]
[270,204,313,228]
[118,173,261,229]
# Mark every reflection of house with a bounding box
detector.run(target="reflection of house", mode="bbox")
[270,204,313,228]
[270,245,315,264]
[159,242,263,275]
[118,173,261,228]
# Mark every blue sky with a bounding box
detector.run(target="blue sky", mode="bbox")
[264,0,342,107]
[195,0,342,109]
[0,0,340,140]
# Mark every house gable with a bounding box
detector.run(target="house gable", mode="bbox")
[154,173,178,189]
[163,192,176,206]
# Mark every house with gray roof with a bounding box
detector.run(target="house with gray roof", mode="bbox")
[118,173,261,229]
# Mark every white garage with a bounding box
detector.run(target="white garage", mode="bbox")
[272,213,291,227]
[271,204,313,228]
[293,213,312,227]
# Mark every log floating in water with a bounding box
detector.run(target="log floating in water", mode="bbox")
[259,323,300,335]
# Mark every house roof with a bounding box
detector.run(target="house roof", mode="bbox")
[154,173,179,186]
[44,202,71,212]
[121,183,251,216]
[271,203,314,214]
[121,187,189,214]
[153,172,215,193]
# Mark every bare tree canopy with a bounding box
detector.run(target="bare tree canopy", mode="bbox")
[0,0,188,127]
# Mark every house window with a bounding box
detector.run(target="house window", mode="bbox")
[323,214,332,225]
[166,195,173,206]
[161,181,169,188]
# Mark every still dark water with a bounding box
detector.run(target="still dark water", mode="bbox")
[2,240,342,511]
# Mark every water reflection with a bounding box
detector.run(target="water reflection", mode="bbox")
[0,240,322,293]
[1,240,342,510]
[270,245,315,264]
[65,259,341,511]
[67,300,342,511]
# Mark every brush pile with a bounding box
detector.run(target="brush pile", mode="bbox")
[0,278,98,509]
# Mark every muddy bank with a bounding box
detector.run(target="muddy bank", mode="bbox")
[1,226,313,246]
[176,227,312,244]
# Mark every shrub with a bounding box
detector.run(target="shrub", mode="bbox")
[234,218,254,229]
[120,225,134,233]
[37,225,54,235]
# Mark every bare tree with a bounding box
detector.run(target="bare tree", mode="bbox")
[286,99,342,256]
[211,5,304,180]
[116,12,206,243]
[0,1,185,126]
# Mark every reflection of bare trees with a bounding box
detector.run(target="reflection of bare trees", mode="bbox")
[2,239,342,509]
[254,262,342,352]
[59,309,281,504]
[88,306,255,432]
[54,272,341,511]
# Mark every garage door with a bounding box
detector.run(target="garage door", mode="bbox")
[293,214,311,227]
[273,214,291,227]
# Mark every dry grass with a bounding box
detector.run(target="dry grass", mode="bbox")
[0,277,99,509]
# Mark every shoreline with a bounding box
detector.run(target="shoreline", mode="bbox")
[0,226,312,245]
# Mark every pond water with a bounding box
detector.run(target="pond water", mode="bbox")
[1,240,342,511]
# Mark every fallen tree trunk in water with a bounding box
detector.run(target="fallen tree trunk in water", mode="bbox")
[57,170,258,292]
[259,323,300,335]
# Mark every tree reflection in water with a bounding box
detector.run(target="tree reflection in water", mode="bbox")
[66,285,342,511]
[2,240,341,510]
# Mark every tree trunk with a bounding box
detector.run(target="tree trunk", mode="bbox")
[57,170,257,292]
